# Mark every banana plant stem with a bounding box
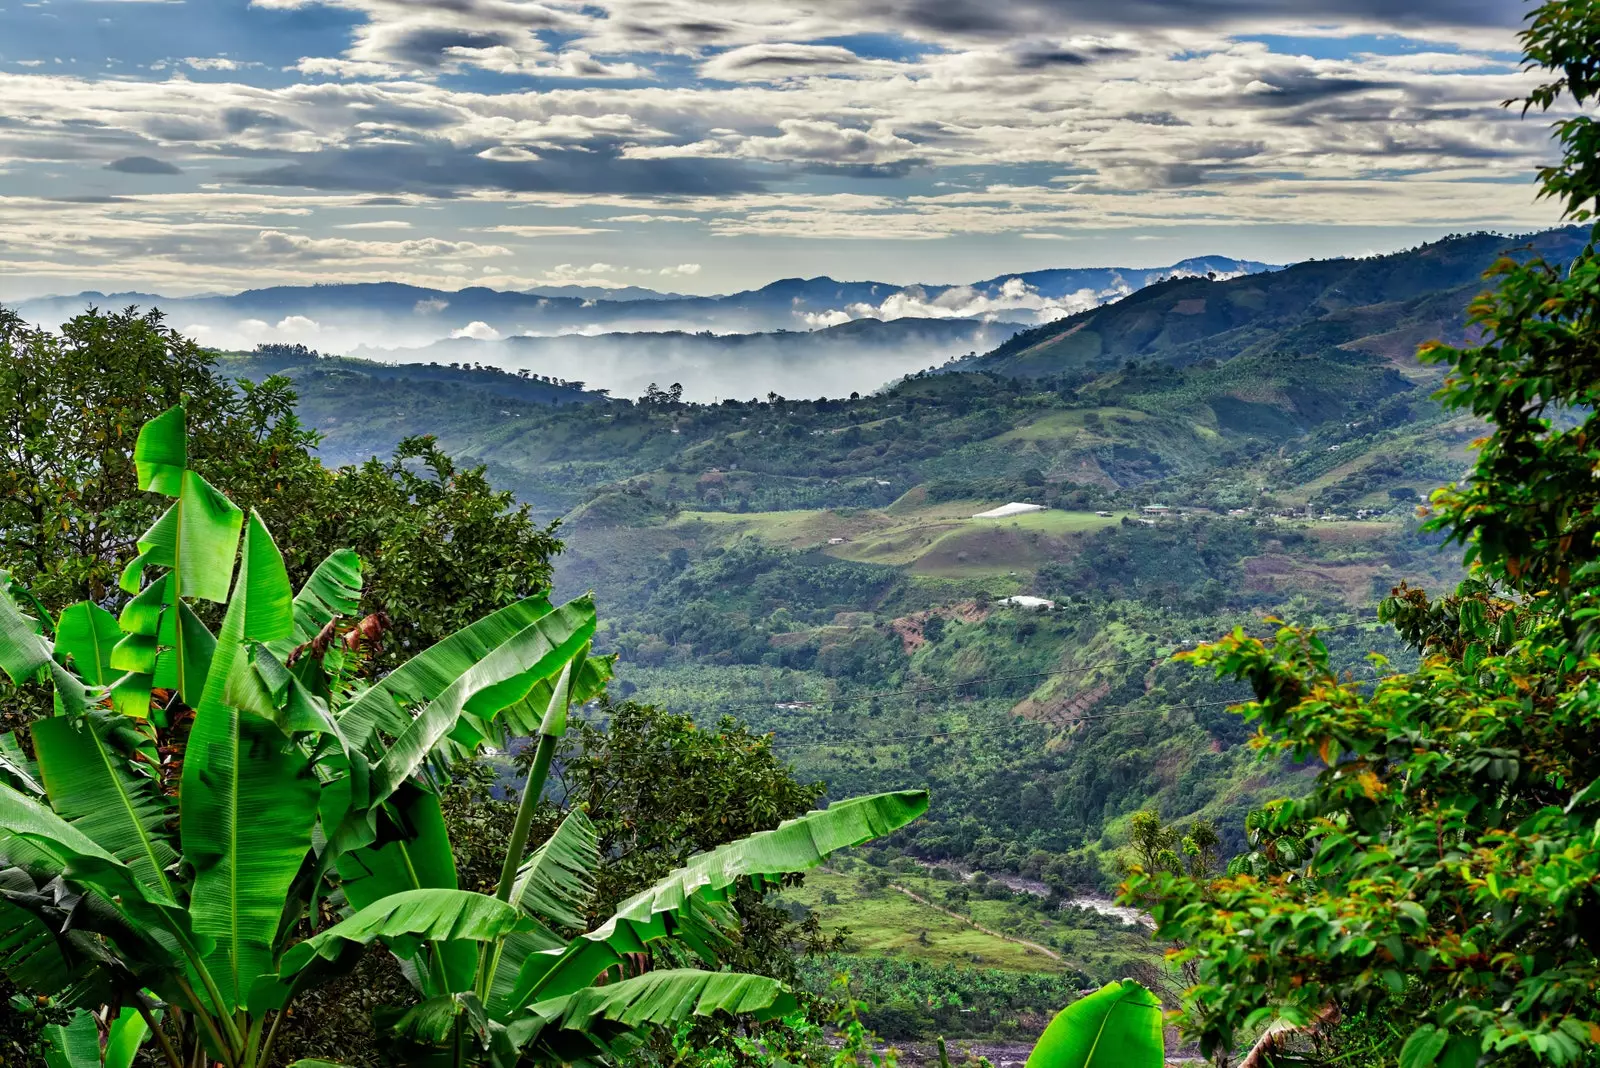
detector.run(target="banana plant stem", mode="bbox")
[135,993,183,1068]
[494,732,557,903]
[477,731,558,1002]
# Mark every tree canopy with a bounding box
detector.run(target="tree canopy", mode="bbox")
[1129,3,1600,1063]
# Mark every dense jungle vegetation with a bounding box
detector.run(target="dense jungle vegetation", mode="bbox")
[4,2,1600,1064]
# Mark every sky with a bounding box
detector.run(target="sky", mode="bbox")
[0,0,1571,300]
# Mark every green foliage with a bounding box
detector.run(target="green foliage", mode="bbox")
[0,403,930,1068]
[795,957,1089,1040]
[1128,12,1600,1063]
[1022,980,1163,1068]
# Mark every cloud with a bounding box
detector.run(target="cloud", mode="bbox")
[415,297,449,313]
[105,155,181,174]
[450,320,502,340]
[333,219,412,230]
[252,229,512,261]
[660,263,702,276]
[478,224,616,236]
[699,43,880,82]
[239,143,767,197]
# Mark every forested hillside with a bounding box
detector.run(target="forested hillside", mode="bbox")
[204,226,1552,1001]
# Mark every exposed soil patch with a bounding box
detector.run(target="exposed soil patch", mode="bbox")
[1242,553,1382,605]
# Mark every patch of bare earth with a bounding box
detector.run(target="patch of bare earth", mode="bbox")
[890,602,988,652]
[1013,680,1111,729]
[1242,553,1381,605]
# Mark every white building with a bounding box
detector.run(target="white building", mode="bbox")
[999,595,1056,611]
[972,502,1045,519]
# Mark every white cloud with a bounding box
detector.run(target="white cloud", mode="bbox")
[477,224,617,236]
[334,219,412,230]
[450,320,502,340]
[659,263,702,276]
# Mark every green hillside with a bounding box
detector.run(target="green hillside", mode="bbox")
[967,227,1587,378]
[210,226,1563,1017]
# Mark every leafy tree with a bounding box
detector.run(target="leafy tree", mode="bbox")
[304,436,561,673]
[0,306,318,611]
[0,306,561,682]
[1127,6,1600,1063]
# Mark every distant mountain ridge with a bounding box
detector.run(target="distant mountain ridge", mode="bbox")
[12,256,1278,352]
[963,228,1586,379]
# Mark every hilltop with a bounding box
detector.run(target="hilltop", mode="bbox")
[965,227,1587,379]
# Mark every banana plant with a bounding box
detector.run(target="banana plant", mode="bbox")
[0,403,931,1067]
[1023,979,1165,1068]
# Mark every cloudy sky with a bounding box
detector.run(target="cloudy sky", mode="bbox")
[0,0,1568,299]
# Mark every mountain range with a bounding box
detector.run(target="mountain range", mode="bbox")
[12,256,1275,375]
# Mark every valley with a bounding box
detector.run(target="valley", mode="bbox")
[200,226,1544,1037]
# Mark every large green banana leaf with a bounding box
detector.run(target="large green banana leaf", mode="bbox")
[316,601,596,880]
[484,809,601,1016]
[367,597,596,806]
[280,889,525,984]
[333,784,481,997]
[338,594,555,749]
[475,652,614,745]
[53,602,121,686]
[0,895,79,999]
[182,511,318,1010]
[509,969,798,1059]
[514,790,929,1006]
[0,731,43,796]
[1023,979,1164,1068]
[132,403,186,496]
[41,1005,151,1068]
[0,783,193,971]
[31,709,177,898]
[513,808,599,932]
[118,470,243,605]
[102,1005,153,1068]
[0,577,50,684]
[40,1010,100,1068]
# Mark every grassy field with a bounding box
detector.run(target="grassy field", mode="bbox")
[780,870,1064,973]
[670,504,1121,579]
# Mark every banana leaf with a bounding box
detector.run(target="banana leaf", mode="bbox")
[183,511,318,1011]
[266,548,362,659]
[516,790,928,1006]
[513,808,599,933]
[483,809,601,1016]
[1023,979,1164,1068]
[366,598,596,807]
[119,470,244,604]
[31,709,178,898]
[510,969,798,1058]
[337,594,555,749]
[334,784,480,997]
[280,889,526,983]
[53,602,122,686]
[0,784,194,973]
[133,403,186,496]
[0,731,43,796]
[41,1010,100,1068]
[103,1006,153,1068]
[0,578,50,685]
